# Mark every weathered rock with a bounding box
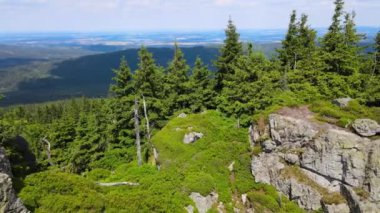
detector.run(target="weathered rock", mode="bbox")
[332,98,352,108]
[321,202,350,213]
[248,125,260,147]
[189,192,218,213]
[178,113,187,118]
[352,119,380,137]
[251,109,380,212]
[183,132,204,144]
[185,205,194,213]
[0,147,29,213]
[262,140,276,153]
[251,153,284,184]
[269,114,318,145]
[284,153,299,165]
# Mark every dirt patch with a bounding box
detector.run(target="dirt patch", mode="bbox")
[276,105,315,121]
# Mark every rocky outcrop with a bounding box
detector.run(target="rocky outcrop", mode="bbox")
[189,192,218,213]
[183,132,204,144]
[0,147,29,213]
[251,107,380,212]
[352,119,380,137]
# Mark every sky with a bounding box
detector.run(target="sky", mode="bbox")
[0,0,379,32]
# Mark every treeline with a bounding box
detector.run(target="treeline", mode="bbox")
[0,0,379,175]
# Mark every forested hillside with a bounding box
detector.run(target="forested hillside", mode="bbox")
[0,0,379,212]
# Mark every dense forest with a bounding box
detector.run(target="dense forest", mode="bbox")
[0,0,379,212]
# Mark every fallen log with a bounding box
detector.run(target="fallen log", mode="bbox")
[97,182,140,187]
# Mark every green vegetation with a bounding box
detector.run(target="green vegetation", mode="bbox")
[0,0,379,212]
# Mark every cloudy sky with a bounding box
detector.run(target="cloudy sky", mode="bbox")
[1,0,379,32]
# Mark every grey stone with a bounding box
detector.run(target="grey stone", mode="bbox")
[178,113,187,118]
[183,132,203,144]
[352,119,380,137]
[284,153,299,165]
[0,147,29,213]
[321,202,350,213]
[262,140,276,153]
[185,205,194,213]
[332,98,352,108]
[189,192,218,213]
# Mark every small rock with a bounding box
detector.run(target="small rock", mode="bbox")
[352,119,380,137]
[185,205,194,213]
[217,202,225,213]
[284,153,299,165]
[262,140,276,153]
[241,193,248,205]
[175,127,182,131]
[332,98,352,108]
[321,202,350,213]
[189,192,218,213]
[228,161,235,172]
[178,113,187,118]
[183,132,204,144]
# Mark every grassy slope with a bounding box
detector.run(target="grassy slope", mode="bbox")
[19,110,303,212]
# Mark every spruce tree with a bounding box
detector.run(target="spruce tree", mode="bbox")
[215,17,243,91]
[321,0,362,75]
[165,43,190,111]
[375,31,380,74]
[109,57,135,147]
[278,10,299,70]
[188,57,216,112]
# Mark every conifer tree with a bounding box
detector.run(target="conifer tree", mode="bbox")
[215,18,243,91]
[375,31,380,74]
[321,0,362,75]
[165,43,190,111]
[188,57,216,112]
[279,10,299,70]
[109,57,135,147]
[110,57,134,98]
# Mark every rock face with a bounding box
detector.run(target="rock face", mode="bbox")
[352,119,380,137]
[189,192,218,213]
[332,98,352,108]
[0,147,29,213]
[251,107,380,212]
[183,132,204,144]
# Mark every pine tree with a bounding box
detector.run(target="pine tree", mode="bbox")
[108,57,135,147]
[165,43,190,111]
[110,57,134,98]
[375,31,380,75]
[278,10,299,70]
[321,0,362,75]
[215,17,243,91]
[188,57,216,112]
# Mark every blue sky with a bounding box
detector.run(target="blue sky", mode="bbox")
[1,0,379,32]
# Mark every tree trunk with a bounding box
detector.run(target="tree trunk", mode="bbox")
[97,182,139,187]
[142,96,151,143]
[41,137,54,166]
[134,98,142,166]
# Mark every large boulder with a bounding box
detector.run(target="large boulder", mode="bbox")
[251,108,380,212]
[0,147,29,213]
[352,119,380,137]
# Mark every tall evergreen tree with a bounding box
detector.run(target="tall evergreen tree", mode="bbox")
[215,18,243,91]
[108,57,135,147]
[375,31,380,75]
[165,43,190,111]
[321,0,362,75]
[278,10,299,70]
[188,57,216,112]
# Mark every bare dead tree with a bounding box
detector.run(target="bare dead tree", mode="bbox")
[97,181,139,187]
[142,95,160,170]
[134,98,142,166]
[41,136,54,166]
